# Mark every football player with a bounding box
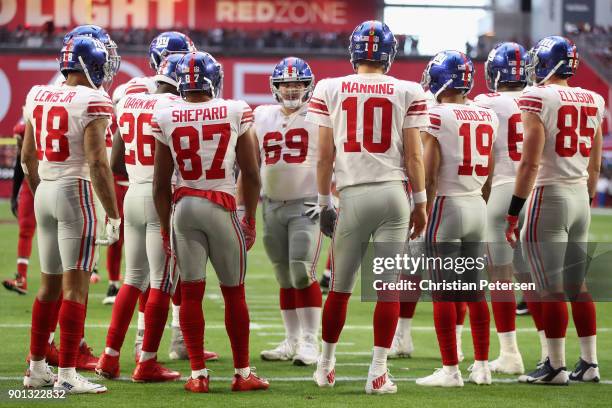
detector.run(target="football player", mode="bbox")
[417,50,498,387]
[306,20,428,394]
[22,36,120,393]
[254,57,322,366]
[95,54,187,382]
[506,36,604,384]
[3,117,36,296]
[152,51,269,393]
[473,42,529,375]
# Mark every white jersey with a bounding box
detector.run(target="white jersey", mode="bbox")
[116,92,173,184]
[152,97,253,198]
[305,73,429,190]
[519,84,605,187]
[474,91,523,187]
[112,76,157,104]
[24,84,113,181]
[254,104,318,201]
[427,103,499,196]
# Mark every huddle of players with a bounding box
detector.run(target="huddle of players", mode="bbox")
[19,18,604,396]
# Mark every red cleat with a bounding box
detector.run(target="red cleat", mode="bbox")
[25,341,59,367]
[184,375,209,393]
[95,353,120,379]
[3,274,27,295]
[132,358,180,382]
[204,350,219,362]
[77,342,99,371]
[231,371,270,392]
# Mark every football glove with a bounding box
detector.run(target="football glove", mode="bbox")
[504,214,520,247]
[96,217,121,246]
[320,207,337,238]
[241,216,256,251]
[303,202,322,220]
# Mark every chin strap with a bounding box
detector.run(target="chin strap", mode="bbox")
[78,56,97,89]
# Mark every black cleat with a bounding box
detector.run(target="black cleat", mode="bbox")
[569,358,600,382]
[319,274,330,294]
[515,301,529,315]
[523,358,569,385]
[102,282,120,305]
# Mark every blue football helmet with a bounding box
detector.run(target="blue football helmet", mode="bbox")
[527,36,579,84]
[485,42,528,92]
[421,50,475,100]
[176,52,223,98]
[155,53,184,88]
[59,36,112,89]
[270,57,314,109]
[149,31,196,71]
[349,20,397,73]
[63,25,120,75]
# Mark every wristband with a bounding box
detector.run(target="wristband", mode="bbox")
[507,195,527,217]
[318,194,334,208]
[412,190,427,204]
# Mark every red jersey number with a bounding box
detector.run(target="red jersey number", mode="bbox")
[262,128,308,165]
[32,105,70,162]
[172,123,231,181]
[458,122,494,177]
[342,96,392,153]
[555,105,597,158]
[507,113,523,162]
[119,112,156,166]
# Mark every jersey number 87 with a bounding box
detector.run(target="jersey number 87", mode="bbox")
[171,123,230,180]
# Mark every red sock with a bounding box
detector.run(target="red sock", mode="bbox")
[455,301,467,325]
[373,301,399,348]
[468,300,490,361]
[30,298,56,357]
[138,286,150,313]
[571,293,596,337]
[49,292,63,335]
[142,288,171,353]
[221,284,250,369]
[491,281,516,333]
[81,293,89,340]
[279,287,296,310]
[526,301,544,330]
[172,279,182,306]
[295,282,322,308]
[180,281,205,370]
[59,300,86,368]
[105,284,141,351]
[542,300,568,338]
[433,301,458,365]
[322,291,351,343]
[17,185,35,280]
[399,274,420,317]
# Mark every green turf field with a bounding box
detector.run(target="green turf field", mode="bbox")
[1,202,611,407]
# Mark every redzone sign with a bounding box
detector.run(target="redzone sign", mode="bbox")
[0,0,375,30]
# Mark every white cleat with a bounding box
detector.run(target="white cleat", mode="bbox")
[313,358,336,388]
[365,368,397,394]
[388,332,414,359]
[293,335,319,366]
[468,362,492,385]
[54,372,107,394]
[416,368,464,387]
[569,358,600,383]
[489,352,525,375]
[168,326,188,360]
[260,338,297,361]
[23,365,56,388]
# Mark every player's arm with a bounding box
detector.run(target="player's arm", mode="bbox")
[587,125,603,202]
[403,127,427,239]
[317,125,335,202]
[21,120,40,194]
[421,131,440,216]
[152,140,174,235]
[11,136,24,217]
[482,152,495,202]
[110,129,128,179]
[84,118,119,220]
[235,127,261,220]
[236,129,262,207]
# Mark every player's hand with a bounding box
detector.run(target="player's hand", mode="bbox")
[303,202,322,220]
[241,216,256,251]
[504,215,520,248]
[320,207,337,238]
[10,196,18,218]
[236,205,246,221]
[96,217,121,246]
[409,204,427,240]
[161,228,172,258]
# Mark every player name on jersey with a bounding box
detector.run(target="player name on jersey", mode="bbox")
[558,89,595,104]
[123,96,159,110]
[341,81,394,95]
[33,89,77,104]
[452,108,493,122]
[171,106,228,122]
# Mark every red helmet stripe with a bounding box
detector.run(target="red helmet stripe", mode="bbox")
[367,22,375,60]
[287,58,293,77]
[462,53,470,88]
[63,39,73,69]
[189,53,195,89]
[514,44,521,81]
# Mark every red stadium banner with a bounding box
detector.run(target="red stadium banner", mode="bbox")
[0,0,376,31]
